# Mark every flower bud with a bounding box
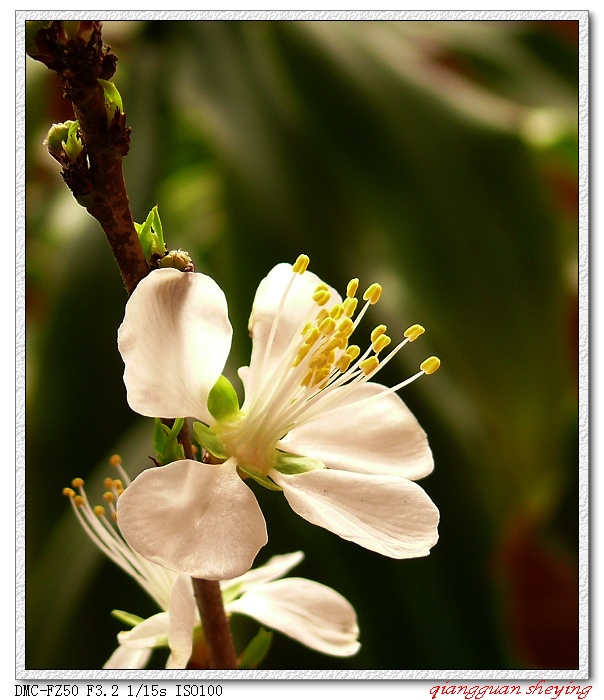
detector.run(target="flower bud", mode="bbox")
[207,375,240,422]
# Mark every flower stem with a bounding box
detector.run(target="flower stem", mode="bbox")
[178,419,238,669]
[191,578,238,669]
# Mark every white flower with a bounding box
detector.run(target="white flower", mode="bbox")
[64,464,360,669]
[117,256,440,580]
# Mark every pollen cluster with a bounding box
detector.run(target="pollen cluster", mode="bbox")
[63,455,129,523]
[288,254,438,392]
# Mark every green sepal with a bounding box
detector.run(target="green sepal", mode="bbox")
[135,205,166,261]
[207,375,240,421]
[220,582,243,606]
[110,609,145,628]
[238,628,273,669]
[272,451,326,475]
[192,422,228,460]
[238,463,283,491]
[98,78,123,120]
[153,417,185,465]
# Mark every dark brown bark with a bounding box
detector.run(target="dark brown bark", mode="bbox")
[28,21,238,669]
[27,20,149,294]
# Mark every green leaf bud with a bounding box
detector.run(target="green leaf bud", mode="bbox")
[98,79,124,122]
[134,205,167,261]
[44,120,83,162]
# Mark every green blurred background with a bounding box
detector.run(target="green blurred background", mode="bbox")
[25,19,580,671]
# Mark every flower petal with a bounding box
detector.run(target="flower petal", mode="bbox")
[271,468,439,559]
[166,574,197,669]
[280,382,434,480]
[117,459,268,580]
[118,268,232,422]
[221,551,304,596]
[227,577,360,657]
[242,263,341,408]
[103,645,152,670]
[117,612,170,649]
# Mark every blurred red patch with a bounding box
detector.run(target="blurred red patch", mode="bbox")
[497,521,579,669]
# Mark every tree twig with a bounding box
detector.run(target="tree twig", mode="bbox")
[27,20,238,668]
[27,20,149,294]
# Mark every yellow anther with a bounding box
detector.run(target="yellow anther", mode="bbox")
[315,308,329,324]
[360,356,379,375]
[309,352,327,369]
[304,327,321,345]
[363,283,382,305]
[71,478,84,489]
[109,454,122,467]
[370,325,387,343]
[74,495,84,508]
[404,324,425,342]
[104,477,114,490]
[332,333,349,350]
[312,289,331,306]
[347,278,359,298]
[293,344,311,367]
[63,487,75,498]
[342,297,358,317]
[337,317,354,337]
[292,254,310,274]
[420,356,441,375]
[318,317,336,335]
[113,479,123,490]
[372,334,392,354]
[329,304,344,320]
[93,505,106,517]
[103,491,115,503]
[346,345,361,361]
[301,321,312,336]
[335,354,352,373]
[325,337,343,352]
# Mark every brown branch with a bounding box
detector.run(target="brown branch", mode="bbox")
[27,20,149,294]
[28,21,237,669]
[181,420,239,669]
[191,578,238,669]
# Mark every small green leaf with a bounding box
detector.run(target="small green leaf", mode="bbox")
[63,120,83,160]
[151,206,164,249]
[193,422,228,460]
[207,375,240,421]
[135,205,167,261]
[272,451,326,475]
[238,628,273,669]
[98,78,123,118]
[153,417,185,465]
